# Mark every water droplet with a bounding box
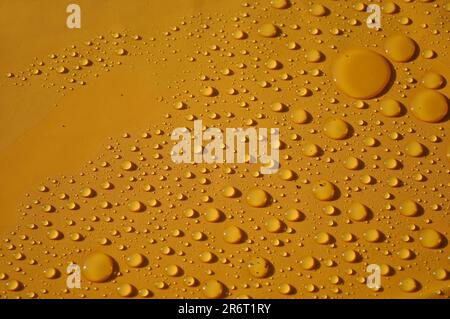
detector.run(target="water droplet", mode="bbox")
[419,229,443,249]
[246,188,269,207]
[271,0,290,9]
[165,264,180,276]
[300,256,317,270]
[204,207,223,222]
[342,249,358,263]
[312,180,336,201]
[410,89,448,123]
[258,23,279,37]
[399,277,419,292]
[315,232,332,244]
[380,98,402,117]
[310,4,327,16]
[421,71,445,89]
[265,217,284,233]
[278,283,293,294]
[305,49,323,63]
[248,257,271,278]
[302,143,320,157]
[117,283,135,297]
[384,35,417,62]
[5,279,21,291]
[405,141,425,157]
[432,268,448,281]
[126,253,145,267]
[202,280,224,298]
[82,252,115,282]
[291,108,309,124]
[343,156,360,170]
[128,200,144,212]
[222,186,237,198]
[323,118,350,140]
[332,49,392,99]
[80,187,95,198]
[364,229,382,242]
[223,225,244,244]
[284,208,303,222]
[44,267,59,279]
[348,202,369,221]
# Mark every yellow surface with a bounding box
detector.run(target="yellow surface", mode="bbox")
[0,0,449,299]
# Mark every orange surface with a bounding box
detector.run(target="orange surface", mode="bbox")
[0,0,448,299]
